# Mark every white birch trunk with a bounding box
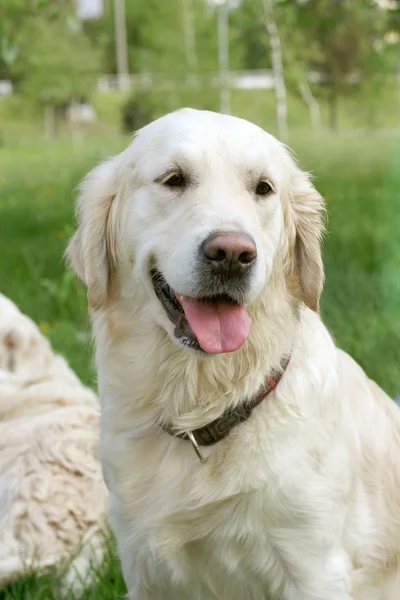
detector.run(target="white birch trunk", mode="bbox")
[262,0,288,141]
[217,1,231,114]
[182,0,198,70]
[298,79,322,137]
[44,105,56,141]
[68,98,83,147]
[114,0,129,90]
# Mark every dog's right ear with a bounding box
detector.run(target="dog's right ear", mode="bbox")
[66,158,122,311]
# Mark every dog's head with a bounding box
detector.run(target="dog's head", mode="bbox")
[67,109,324,356]
[0,294,54,381]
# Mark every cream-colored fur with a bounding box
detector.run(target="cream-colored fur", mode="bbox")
[68,109,400,600]
[0,293,107,592]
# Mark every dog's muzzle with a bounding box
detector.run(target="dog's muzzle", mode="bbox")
[151,231,258,355]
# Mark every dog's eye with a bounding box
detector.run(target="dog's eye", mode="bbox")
[164,173,185,187]
[256,181,272,196]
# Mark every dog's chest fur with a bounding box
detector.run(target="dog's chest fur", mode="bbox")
[106,417,353,600]
[99,313,355,600]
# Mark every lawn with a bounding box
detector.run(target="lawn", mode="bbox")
[0,131,399,598]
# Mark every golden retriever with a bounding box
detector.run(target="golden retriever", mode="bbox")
[68,109,400,600]
[0,293,107,592]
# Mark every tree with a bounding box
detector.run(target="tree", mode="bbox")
[18,14,101,138]
[0,0,31,82]
[0,0,101,137]
[182,0,198,70]
[286,0,389,131]
[230,0,271,70]
[262,0,288,141]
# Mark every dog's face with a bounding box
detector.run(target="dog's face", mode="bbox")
[68,109,324,355]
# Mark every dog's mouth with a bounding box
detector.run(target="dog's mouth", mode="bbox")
[151,270,252,354]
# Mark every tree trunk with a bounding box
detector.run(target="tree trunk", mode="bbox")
[298,79,322,137]
[397,67,400,113]
[329,87,338,132]
[44,104,56,141]
[217,1,230,114]
[114,0,129,90]
[182,0,197,70]
[262,0,288,142]
[68,98,83,147]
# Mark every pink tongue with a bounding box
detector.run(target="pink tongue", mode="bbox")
[177,295,252,354]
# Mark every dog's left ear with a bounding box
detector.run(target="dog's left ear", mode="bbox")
[284,158,325,312]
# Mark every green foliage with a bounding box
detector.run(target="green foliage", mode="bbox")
[1,1,101,107]
[20,17,100,106]
[91,90,130,129]
[285,0,386,84]
[121,85,220,133]
[2,0,400,136]
[103,0,221,75]
[279,0,396,128]
[121,89,160,133]
[230,0,270,70]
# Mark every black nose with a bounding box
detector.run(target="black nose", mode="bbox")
[202,232,257,276]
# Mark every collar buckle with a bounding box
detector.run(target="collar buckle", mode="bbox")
[187,431,207,464]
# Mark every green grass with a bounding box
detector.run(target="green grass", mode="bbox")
[294,135,400,395]
[0,538,126,600]
[0,135,126,386]
[0,130,399,597]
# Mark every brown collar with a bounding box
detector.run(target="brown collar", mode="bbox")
[161,355,291,461]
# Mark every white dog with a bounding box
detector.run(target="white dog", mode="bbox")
[68,109,400,600]
[0,293,107,591]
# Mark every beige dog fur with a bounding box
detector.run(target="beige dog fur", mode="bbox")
[68,109,400,600]
[0,293,107,590]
